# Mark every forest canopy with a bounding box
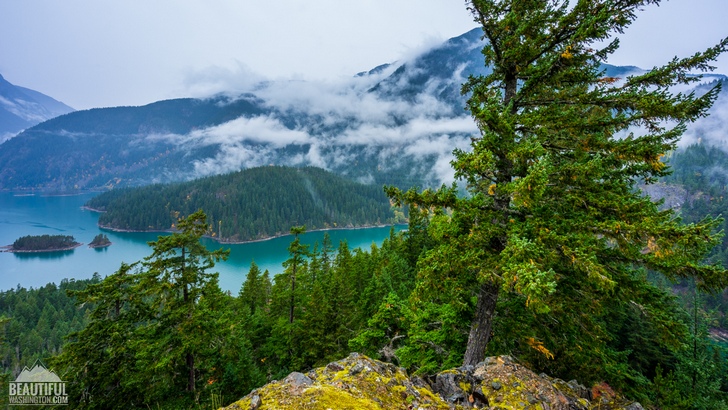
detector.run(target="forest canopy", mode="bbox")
[86,166,399,242]
[386,0,728,372]
[9,235,80,251]
[2,0,728,408]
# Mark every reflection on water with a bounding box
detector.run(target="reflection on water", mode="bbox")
[12,249,76,261]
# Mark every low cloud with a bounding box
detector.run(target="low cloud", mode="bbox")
[181,61,267,99]
[173,58,480,185]
[0,132,16,143]
[680,82,728,151]
[186,116,311,147]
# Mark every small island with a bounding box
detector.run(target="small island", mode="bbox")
[88,233,112,249]
[4,234,82,253]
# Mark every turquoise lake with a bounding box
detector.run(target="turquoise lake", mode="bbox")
[0,192,404,292]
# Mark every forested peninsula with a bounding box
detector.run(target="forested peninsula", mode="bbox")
[85,166,400,242]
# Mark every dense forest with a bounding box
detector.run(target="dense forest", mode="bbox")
[662,145,728,335]
[9,234,80,251]
[0,278,97,374]
[0,277,99,408]
[1,145,728,407]
[0,203,724,408]
[86,166,400,242]
[2,1,728,409]
[665,144,728,268]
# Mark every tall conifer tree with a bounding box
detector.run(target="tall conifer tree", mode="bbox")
[388,0,728,366]
[140,210,229,395]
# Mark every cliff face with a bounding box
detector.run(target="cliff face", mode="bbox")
[222,353,643,410]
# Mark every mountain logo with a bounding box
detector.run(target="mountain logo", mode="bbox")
[8,360,68,406]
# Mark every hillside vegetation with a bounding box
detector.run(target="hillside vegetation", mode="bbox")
[1,0,728,408]
[21,202,721,409]
[0,278,98,378]
[0,96,266,189]
[3,141,728,408]
[85,166,398,242]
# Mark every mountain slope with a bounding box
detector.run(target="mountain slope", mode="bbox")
[0,95,266,190]
[369,27,490,107]
[0,30,725,191]
[0,30,489,190]
[0,74,74,141]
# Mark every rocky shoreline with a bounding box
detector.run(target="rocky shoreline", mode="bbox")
[1,243,83,253]
[84,204,399,244]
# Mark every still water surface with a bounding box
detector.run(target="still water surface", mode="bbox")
[0,192,404,292]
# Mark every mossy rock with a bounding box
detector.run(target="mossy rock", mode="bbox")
[222,354,643,410]
[222,353,459,410]
[431,356,643,410]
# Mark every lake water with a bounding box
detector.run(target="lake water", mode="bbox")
[0,192,404,292]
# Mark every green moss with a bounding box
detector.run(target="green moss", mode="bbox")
[295,385,383,409]
[223,354,638,410]
[392,385,407,395]
[223,355,458,409]
[414,386,452,408]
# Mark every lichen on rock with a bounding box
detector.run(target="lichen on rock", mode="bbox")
[222,353,455,409]
[221,354,643,410]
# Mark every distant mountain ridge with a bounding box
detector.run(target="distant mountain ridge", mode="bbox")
[0,28,725,191]
[0,74,74,142]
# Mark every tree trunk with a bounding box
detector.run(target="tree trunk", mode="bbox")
[289,261,296,324]
[463,281,500,366]
[181,245,195,393]
[461,67,515,367]
[187,352,195,392]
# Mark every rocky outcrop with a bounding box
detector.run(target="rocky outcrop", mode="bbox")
[639,182,688,210]
[428,355,642,409]
[222,353,643,410]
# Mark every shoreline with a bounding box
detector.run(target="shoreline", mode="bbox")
[4,189,103,197]
[1,243,84,253]
[216,223,402,245]
[96,222,405,245]
[85,205,406,244]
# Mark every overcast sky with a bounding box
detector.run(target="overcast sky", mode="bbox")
[1,0,726,110]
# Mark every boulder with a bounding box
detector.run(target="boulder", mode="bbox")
[222,353,643,410]
[222,352,452,409]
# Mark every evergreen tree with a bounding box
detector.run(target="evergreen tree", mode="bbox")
[240,261,265,315]
[650,279,728,408]
[136,210,229,400]
[284,226,309,327]
[0,316,10,409]
[320,232,334,278]
[52,263,140,408]
[52,211,249,409]
[387,0,728,366]
[1,278,96,379]
[264,226,311,373]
